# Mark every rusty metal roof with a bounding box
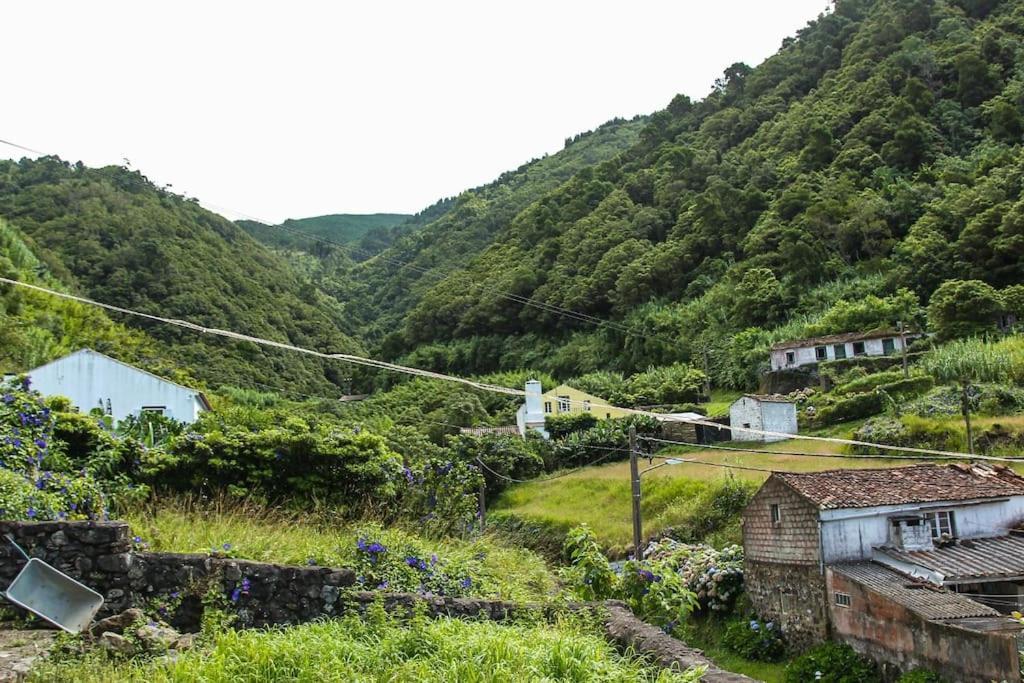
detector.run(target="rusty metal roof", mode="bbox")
[878,535,1024,584]
[770,329,915,351]
[831,562,1001,620]
[776,464,1024,509]
[458,425,520,437]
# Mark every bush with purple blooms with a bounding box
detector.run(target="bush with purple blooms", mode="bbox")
[644,540,745,613]
[349,529,479,598]
[722,617,786,661]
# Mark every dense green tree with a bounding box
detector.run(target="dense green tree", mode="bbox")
[927,279,1004,340]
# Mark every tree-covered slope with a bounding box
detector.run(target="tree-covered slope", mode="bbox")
[239,212,418,261]
[0,158,364,393]
[380,0,1024,381]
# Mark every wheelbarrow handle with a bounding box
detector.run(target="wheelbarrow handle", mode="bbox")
[3,534,30,562]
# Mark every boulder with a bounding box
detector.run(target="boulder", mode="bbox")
[88,608,144,637]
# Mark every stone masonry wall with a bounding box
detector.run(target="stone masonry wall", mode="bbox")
[744,560,829,651]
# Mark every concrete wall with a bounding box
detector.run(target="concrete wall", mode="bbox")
[743,477,829,648]
[771,335,908,371]
[28,350,206,424]
[819,496,1024,563]
[827,568,1022,682]
[730,397,795,442]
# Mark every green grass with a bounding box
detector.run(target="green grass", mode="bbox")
[125,496,557,602]
[702,390,743,418]
[493,435,926,552]
[33,612,702,683]
[676,617,787,683]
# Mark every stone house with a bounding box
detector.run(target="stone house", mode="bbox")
[769,330,919,372]
[742,464,1024,681]
[728,395,796,443]
[23,349,210,424]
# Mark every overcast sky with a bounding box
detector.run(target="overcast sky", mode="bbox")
[3,1,827,223]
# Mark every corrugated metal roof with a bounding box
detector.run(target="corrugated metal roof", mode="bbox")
[832,562,1000,620]
[878,535,1024,583]
[776,464,1024,509]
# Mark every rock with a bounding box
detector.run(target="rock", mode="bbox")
[98,632,134,656]
[135,623,180,651]
[97,553,133,573]
[88,608,144,637]
[172,633,198,651]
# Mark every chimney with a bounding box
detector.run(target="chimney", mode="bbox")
[524,380,544,425]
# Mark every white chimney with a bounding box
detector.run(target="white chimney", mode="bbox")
[517,379,549,439]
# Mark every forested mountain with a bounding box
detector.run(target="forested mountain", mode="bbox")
[239,212,417,261]
[332,0,1024,385]
[0,158,364,393]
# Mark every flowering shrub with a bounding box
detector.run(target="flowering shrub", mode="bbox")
[785,642,878,683]
[619,559,698,630]
[722,617,786,661]
[644,539,744,613]
[561,525,618,601]
[397,456,483,537]
[349,529,478,597]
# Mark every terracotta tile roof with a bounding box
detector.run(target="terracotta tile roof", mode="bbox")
[458,425,520,437]
[878,535,1024,584]
[832,562,1001,620]
[776,464,1024,510]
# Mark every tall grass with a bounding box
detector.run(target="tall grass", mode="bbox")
[125,495,557,602]
[33,612,702,682]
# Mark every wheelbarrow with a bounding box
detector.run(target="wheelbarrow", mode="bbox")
[0,533,104,633]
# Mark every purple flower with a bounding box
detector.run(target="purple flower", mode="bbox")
[34,439,46,450]
[403,467,414,484]
[306,558,317,566]
[2,394,13,405]
[230,588,241,602]
[133,536,143,544]
[356,537,368,552]
[460,577,472,590]
[26,508,36,518]
[21,377,30,391]
[170,591,180,600]
[377,580,389,589]
[222,542,232,551]
[241,578,251,594]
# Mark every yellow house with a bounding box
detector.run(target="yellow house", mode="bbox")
[540,384,633,420]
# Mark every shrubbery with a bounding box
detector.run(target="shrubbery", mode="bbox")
[785,642,878,683]
[816,391,884,425]
[722,617,786,662]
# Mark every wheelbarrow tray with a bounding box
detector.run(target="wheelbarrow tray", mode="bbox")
[4,558,104,633]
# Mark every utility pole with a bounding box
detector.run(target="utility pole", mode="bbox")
[897,321,909,379]
[962,382,975,455]
[629,425,643,558]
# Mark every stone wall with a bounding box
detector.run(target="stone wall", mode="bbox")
[828,569,1022,683]
[744,560,829,650]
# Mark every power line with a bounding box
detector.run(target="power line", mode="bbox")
[1,275,1000,462]
[0,139,48,156]
[638,436,1022,463]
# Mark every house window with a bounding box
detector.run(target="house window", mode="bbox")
[925,510,956,540]
[785,351,795,365]
[770,503,781,525]
[852,341,866,356]
[815,346,827,361]
[882,338,896,355]
[557,395,571,413]
[544,401,552,414]
[141,406,166,416]
[833,344,847,359]
[583,400,591,412]
[834,592,852,608]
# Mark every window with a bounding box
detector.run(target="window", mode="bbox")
[583,400,591,412]
[544,401,552,414]
[833,344,847,360]
[770,503,781,525]
[834,592,851,608]
[925,510,956,540]
[141,406,166,416]
[852,341,866,356]
[815,346,827,361]
[882,338,896,355]
[557,395,571,413]
[785,351,795,365]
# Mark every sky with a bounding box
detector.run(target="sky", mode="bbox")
[2,1,828,223]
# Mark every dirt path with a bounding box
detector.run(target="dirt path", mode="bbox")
[0,630,56,682]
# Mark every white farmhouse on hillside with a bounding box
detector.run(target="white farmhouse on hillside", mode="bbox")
[729,395,796,442]
[25,349,210,424]
[770,330,919,371]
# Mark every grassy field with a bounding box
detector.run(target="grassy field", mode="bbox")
[33,612,702,683]
[125,497,557,602]
[493,430,968,552]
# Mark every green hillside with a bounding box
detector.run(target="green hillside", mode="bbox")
[0,158,364,393]
[239,212,416,260]
[350,0,1024,383]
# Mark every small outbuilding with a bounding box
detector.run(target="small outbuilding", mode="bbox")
[729,395,796,442]
[23,349,211,424]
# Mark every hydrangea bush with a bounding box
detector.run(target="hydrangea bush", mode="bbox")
[644,539,744,613]
[349,529,480,597]
[722,617,786,661]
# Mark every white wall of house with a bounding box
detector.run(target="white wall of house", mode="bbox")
[27,349,207,424]
[729,397,796,442]
[819,496,1024,563]
[516,379,548,438]
[770,335,909,371]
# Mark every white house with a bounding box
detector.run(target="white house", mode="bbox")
[729,395,796,442]
[770,330,918,372]
[515,380,549,438]
[24,349,211,424]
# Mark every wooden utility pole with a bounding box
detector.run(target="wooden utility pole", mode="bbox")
[962,382,974,454]
[629,425,643,557]
[897,321,909,378]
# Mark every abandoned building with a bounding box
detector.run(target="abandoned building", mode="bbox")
[742,464,1024,682]
[728,395,797,443]
[769,329,919,372]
